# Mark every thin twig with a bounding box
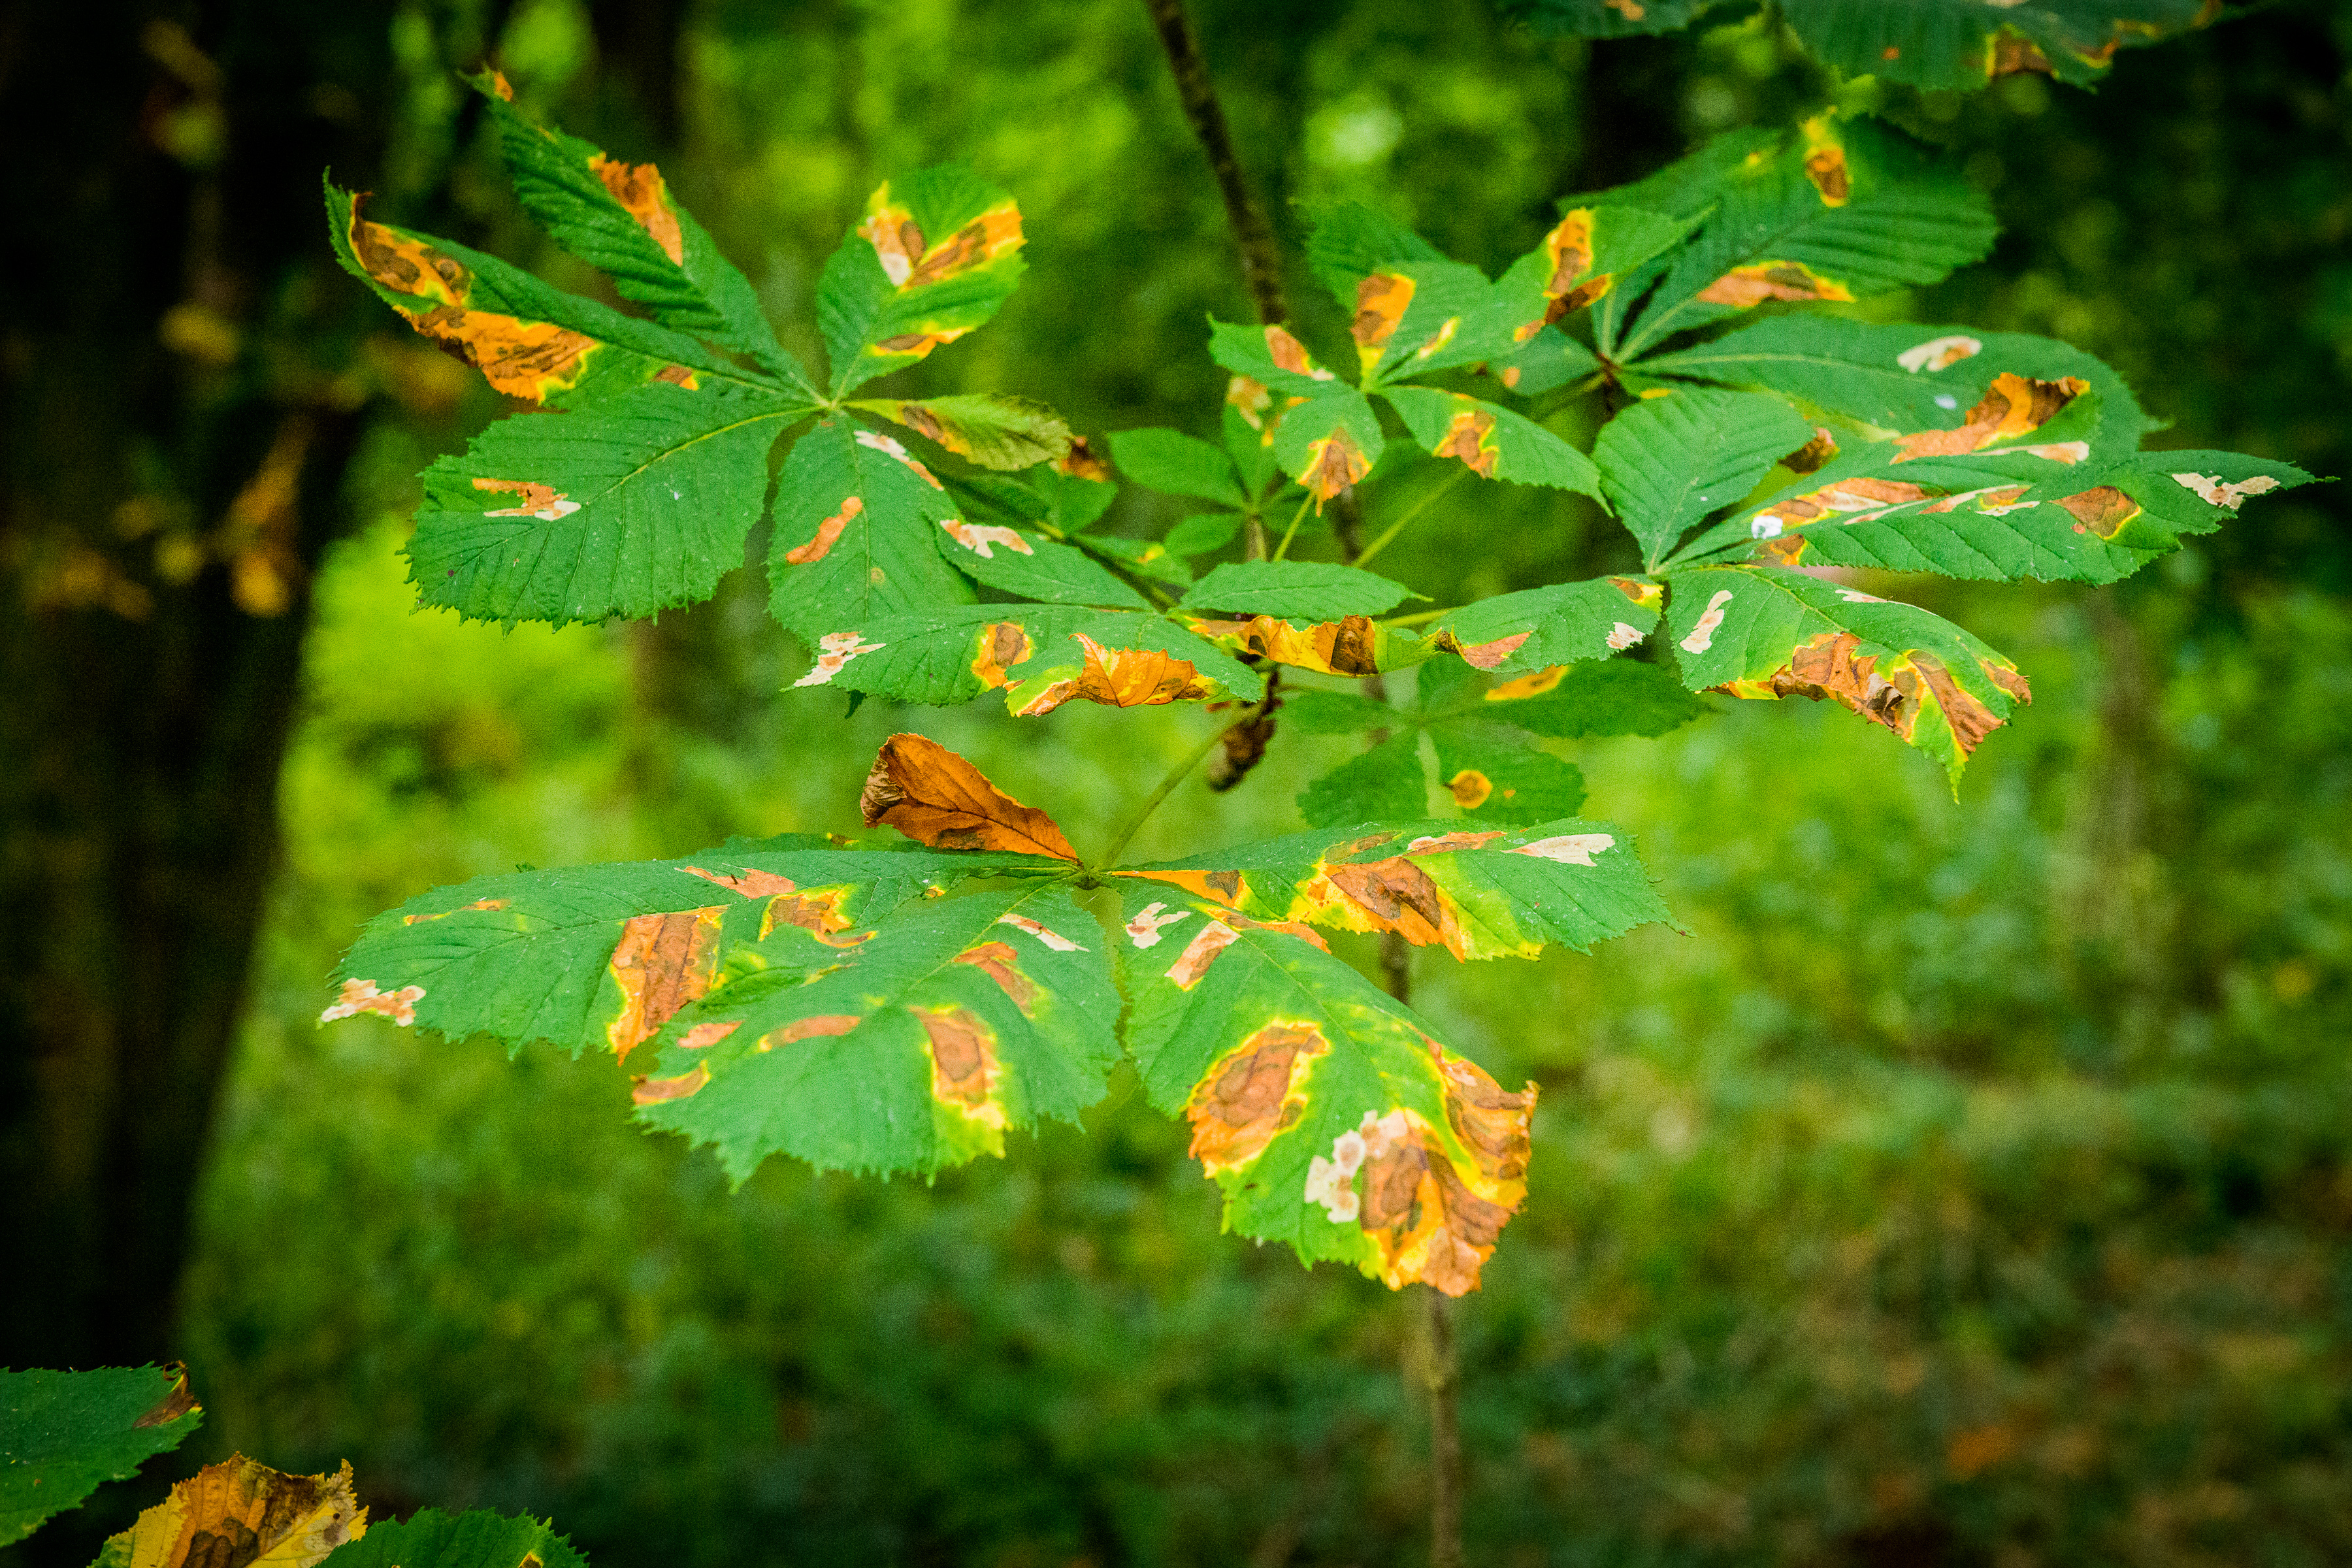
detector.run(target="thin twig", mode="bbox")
[1139,0,1288,325]
[1352,466,1469,571]
[1270,489,1315,561]
[1095,721,1231,868]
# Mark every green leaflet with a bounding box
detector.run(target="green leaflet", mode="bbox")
[801,602,1264,714]
[1643,316,2148,443]
[410,383,797,626]
[1663,563,2031,785]
[0,1367,201,1546]
[1428,721,1588,823]
[1474,659,1709,739]
[1269,386,1387,500]
[1490,204,1703,350]
[1207,318,1347,399]
[324,834,1056,1061]
[851,393,1073,472]
[936,524,1149,608]
[470,74,813,393]
[1114,817,1669,1292]
[1499,0,2215,91]
[1181,561,1413,621]
[1482,324,1604,398]
[1108,427,1247,508]
[635,883,1122,1179]
[322,1510,589,1568]
[1413,576,1666,675]
[1298,730,1429,828]
[768,418,975,640]
[1076,531,1196,589]
[325,180,748,410]
[1165,512,1243,556]
[1594,388,1816,569]
[1381,387,1603,495]
[816,163,1026,397]
[1613,114,1999,359]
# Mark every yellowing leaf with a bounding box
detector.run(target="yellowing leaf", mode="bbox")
[96,1456,364,1568]
[860,734,1079,862]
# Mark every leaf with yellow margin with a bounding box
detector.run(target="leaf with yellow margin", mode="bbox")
[93,1456,363,1568]
[817,163,1026,396]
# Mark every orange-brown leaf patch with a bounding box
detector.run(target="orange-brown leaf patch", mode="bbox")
[1226,374,1274,431]
[1749,475,1930,539]
[2055,485,2141,538]
[917,1005,1004,1123]
[1801,117,1850,206]
[473,478,579,519]
[607,907,725,1062]
[1895,373,2088,461]
[137,1366,199,1429]
[859,732,1078,860]
[762,1015,862,1050]
[1186,1021,1328,1174]
[1307,856,1475,958]
[1447,770,1494,809]
[1117,866,1248,908]
[785,495,862,565]
[1485,666,1565,700]
[1166,920,1240,989]
[954,939,1039,1010]
[631,1064,709,1105]
[682,866,798,898]
[1009,633,1217,717]
[351,204,598,401]
[1054,433,1112,481]
[1357,1063,1535,1296]
[1353,272,1415,367]
[760,886,866,945]
[1265,325,1331,380]
[970,620,1035,689]
[1433,408,1499,478]
[1186,613,1382,676]
[400,896,508,926]
[1432,628,1530,670]
[678,1020,743,1050]
[1696,261,1856,308]
[1725,632,2023,759]
[1300,427,1371,509]
[589,153,683,263]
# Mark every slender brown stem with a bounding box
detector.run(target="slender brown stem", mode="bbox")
[1424,1284,1465,1568]
[1139,0,1289,326]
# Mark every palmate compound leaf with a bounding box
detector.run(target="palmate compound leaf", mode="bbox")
[0,1367,201,1546]
[817,163,1026,397]
[1498,0,2217,92]
[93,1456,365,1568]
[325,180,752,409]
[321,1510,587,1568]
[1664,563,2031,785]
[470,72,813,393]
[1115,818,1673,1293]
[1604,113,1999,362]
[327,737,1669,1292]
[410,382,798,625]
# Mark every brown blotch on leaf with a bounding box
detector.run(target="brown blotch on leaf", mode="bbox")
[1190,614,1382,677]
[589,154,684,264]
[1009,634,1217,717]
[1803,143,1850,206]
[1054,434,1113,481]
[107,1456,365,1568]
[2056,485,2141,538]
[1784,427,1839,474]
[1302,429,1371,509]
[631,1064,710,1105]
[907,206,1022,289]
[1318,857,1469,956]
[954,939,1040,1011]
[917,1005,1002,1115]
[971,619,1036,689]
[606,907,725,1063]
[785,495,863,566]
[860,732,1079,860]
[1696,261,1856,308]
[764,1015,862,1050]
[1735,634,2021,760]
[1184,1021,1328,1174]
[1434,409,1499,478]
[1352,272,1416,360]
[1440,1055,1535,1184]
[683,865,798,898]
[1895,373,2088,461]
[1989,31,2056,77]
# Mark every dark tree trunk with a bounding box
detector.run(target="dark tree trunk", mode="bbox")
[0,0,451,1374]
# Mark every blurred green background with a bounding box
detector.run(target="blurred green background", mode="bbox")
[31,1,2352,1565]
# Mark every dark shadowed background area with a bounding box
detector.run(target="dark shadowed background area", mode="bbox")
[3,1,2347,1565]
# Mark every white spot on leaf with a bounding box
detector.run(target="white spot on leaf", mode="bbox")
[941,520,1034,559]
[1124,902,1191,947]
[1607,621,1644,651]
[1679,589,1733,653]
[998,911,1086,951]
[1750,515,1784,540]
[2171,471,2281,512]
[793,630,887,687]
[1934,393,1960,410]
[1511,832,1615,866]
[1897,335,1982,374]
[321,978,424,1027]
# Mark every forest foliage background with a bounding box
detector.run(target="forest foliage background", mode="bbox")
[7,1,2352,1565]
